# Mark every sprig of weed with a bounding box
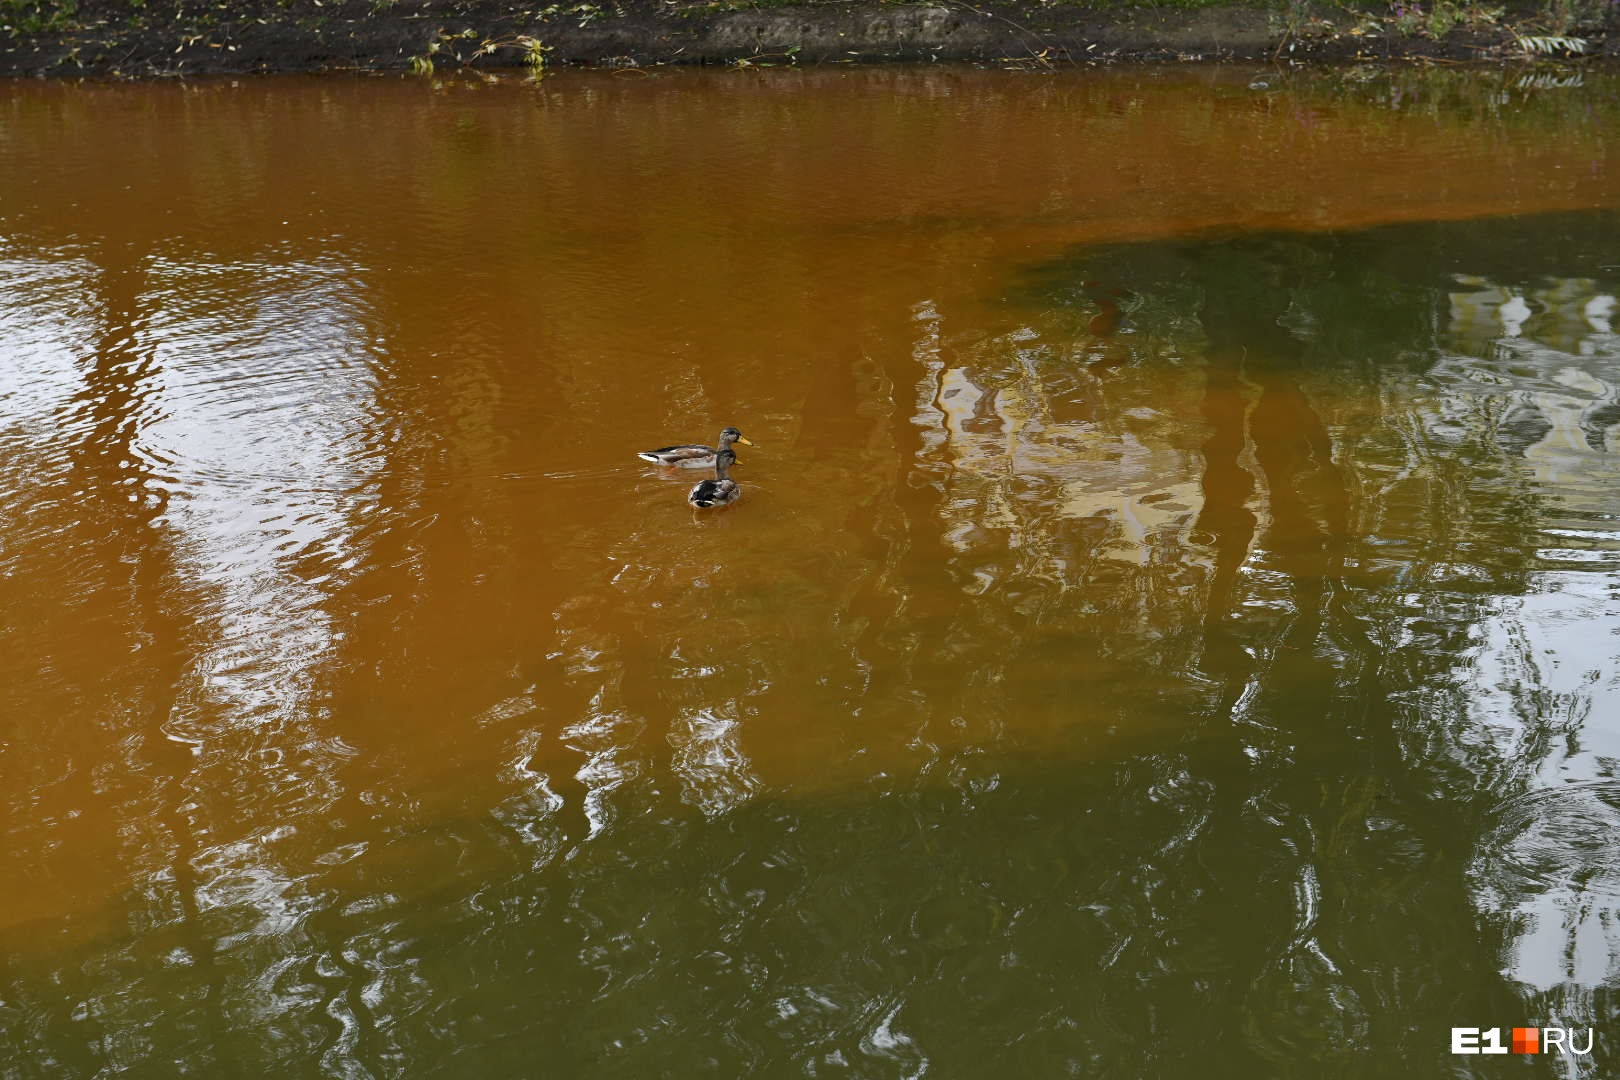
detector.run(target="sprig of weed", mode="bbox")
[1515,32,1589,53]
[471,32,550,69]
[734,44,801,66]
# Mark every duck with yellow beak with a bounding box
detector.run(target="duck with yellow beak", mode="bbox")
[636,426,754,470]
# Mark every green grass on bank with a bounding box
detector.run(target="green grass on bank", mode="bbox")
[1,0,80,34]
[1,0,1613,43]
[656,0,1610,37]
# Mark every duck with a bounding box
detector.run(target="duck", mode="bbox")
[637,426,753,469]
[688,446,741,509]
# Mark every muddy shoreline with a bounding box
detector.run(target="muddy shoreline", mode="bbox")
[1,0,1615,77]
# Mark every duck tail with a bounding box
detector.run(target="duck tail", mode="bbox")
[636,451,663,464]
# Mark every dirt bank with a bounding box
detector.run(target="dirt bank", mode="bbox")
[1,0,1615,77]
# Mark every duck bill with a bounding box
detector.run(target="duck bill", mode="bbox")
[736,436,756,446]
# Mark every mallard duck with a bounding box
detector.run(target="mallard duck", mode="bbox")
[688,446,741,508]
[637,426,754,469]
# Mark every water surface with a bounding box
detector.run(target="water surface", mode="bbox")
[2,65,1619,1078]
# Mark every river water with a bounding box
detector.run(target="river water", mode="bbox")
[2,64,1618,1078]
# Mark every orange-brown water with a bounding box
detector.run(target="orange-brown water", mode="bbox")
[3,66,1620,1077]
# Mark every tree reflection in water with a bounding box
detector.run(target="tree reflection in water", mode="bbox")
[926,211,1620,1072]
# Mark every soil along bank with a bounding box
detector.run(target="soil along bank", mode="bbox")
[0,0,1616,76]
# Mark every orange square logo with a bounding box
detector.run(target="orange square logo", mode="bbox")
[1512,1028,1539,1054]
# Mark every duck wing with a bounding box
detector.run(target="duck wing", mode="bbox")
[687,478,739,508]
[637,443,717,466]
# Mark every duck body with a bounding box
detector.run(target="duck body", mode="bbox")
[638,426,753,469]
[688,447,741,508]
[638,443,729,469]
